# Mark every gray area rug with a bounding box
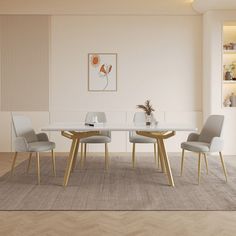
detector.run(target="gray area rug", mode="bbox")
[0,154,235,210]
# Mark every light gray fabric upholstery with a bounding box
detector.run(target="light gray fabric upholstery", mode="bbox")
[181,142,210,152]
[36,133,49,142]
[129,112,156,143]
[187,133,200,142]
[14,137,29,152]
[80,136,111,143]
[28,142,55,152]
[12,115,38,143]
[129,134,156,143]
[181,115,224,153]
[199,115,224,143]
[12,115,55,152]
[80,112,111,144]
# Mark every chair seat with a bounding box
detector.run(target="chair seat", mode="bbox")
[129,134,156,143]
[80,136,111,143]
[28,141,56,152]
[181,141,210,152]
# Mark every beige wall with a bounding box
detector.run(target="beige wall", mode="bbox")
[0,13,203,152]
[203,11,236,154]
[50,15,202,152]
[1,15,49,111]
[51,16,202,112]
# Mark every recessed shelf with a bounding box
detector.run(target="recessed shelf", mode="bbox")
[223,50,236,54]
[223,80,236,84]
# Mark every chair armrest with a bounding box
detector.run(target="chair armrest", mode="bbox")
[187,133,200,141]
[36,133,49,141]
[210,137,224,152]
[14,137,29,152]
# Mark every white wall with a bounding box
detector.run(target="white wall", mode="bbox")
[0,14,203,153]
[50,15,203,152]
[203,11,236,154]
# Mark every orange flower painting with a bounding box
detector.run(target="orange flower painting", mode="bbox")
[88,53,117,91]
[90,54,100,67]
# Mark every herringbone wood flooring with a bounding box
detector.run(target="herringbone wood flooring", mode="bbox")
[0,153,236,236]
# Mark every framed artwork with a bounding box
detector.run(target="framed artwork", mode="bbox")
[88,53,117,91]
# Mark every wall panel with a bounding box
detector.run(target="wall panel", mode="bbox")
[1,15,49,111]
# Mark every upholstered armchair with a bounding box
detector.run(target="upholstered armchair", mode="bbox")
[11,115,56,184]
[181,115,227,184]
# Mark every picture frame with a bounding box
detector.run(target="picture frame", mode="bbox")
[88,53,117,91]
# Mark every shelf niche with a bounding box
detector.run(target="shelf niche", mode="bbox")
[222,23,236,108]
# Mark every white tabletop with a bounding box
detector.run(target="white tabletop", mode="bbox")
[42,122,197,132]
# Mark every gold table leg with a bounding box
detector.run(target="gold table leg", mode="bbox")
[158,138,174,186]
[63,138,79,187]
[71,142,79,172]
[137,131,176,187]
[158,141,166,173]
[61,131,99,187]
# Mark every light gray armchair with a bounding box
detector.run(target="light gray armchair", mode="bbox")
[129,112,158,168]
[11,115,56,184]
[181,115,227,184]
[78,112,111,170]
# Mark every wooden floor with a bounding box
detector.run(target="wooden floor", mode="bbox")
[0,152,236,236]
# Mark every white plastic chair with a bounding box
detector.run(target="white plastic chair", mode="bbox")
[181,115,227,184]
[11,115,56,184]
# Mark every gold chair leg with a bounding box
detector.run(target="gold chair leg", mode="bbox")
[105,143,109,170]
[84,143,87,162]
[203,153,209,175]
[51,149,56,177]
[219,152,228,182]
[80,143,84,169]
[154,143,157,167]
[36,152,41,185]
[26,152,33,174]
[180,149,185,176]
[198,153,201,184]
[11,152,18,176]
[157,143,160,169]
[132,143,136,168]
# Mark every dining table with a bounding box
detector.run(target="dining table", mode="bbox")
[42,122,196,187]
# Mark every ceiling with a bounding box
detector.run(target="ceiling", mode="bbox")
[0,0,197,15]
[192,0,236,13]
[0,0,235,15]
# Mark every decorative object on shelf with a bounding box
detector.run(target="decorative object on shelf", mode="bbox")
[223,42,236,50]
[224,63,235,80]
[137,100,155,126]
[223,97,231,107]
[88,53,117,91]
[230,93,236,107]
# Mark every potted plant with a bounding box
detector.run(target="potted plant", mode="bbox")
[137,100,155,125]
[224,63,235,80]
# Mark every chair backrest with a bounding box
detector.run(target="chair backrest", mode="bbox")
[12,115,38,143]
[85,112,110,137]
[85,112,107,123]
[129,112,155,138]
[199,115,224,143]
[133,112,146,125]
